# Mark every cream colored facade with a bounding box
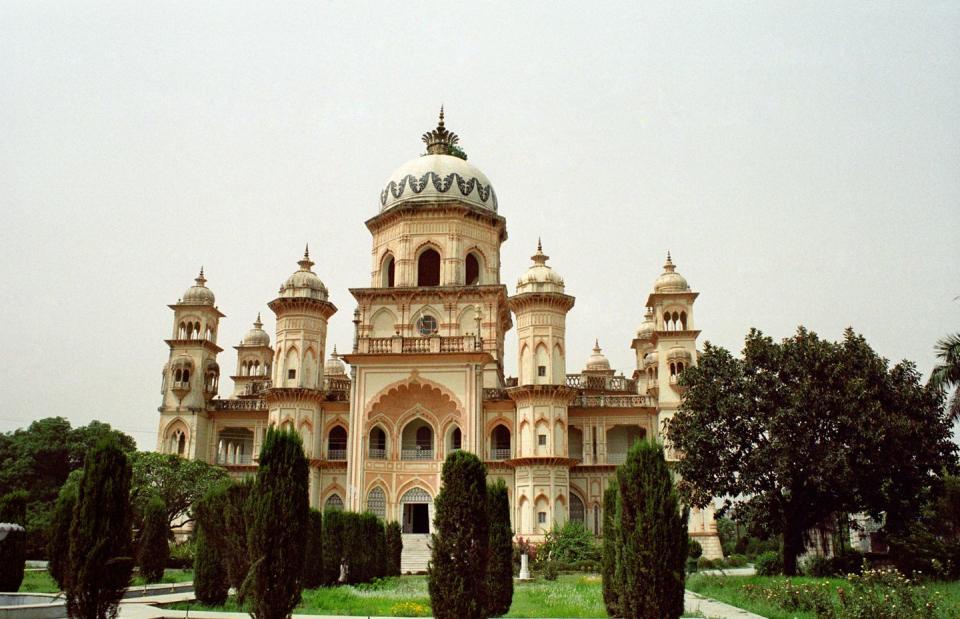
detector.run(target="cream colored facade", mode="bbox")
[155,112,723,566]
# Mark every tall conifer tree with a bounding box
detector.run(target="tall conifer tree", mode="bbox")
[601,479,620,617]
[193,485,229,606]
[385,521,403,577]
[485,479,513,617]
[303,508,323,589]
[222,477,253,603]
[137,495,169,583]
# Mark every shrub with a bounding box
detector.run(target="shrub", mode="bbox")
[303,509,323,589]
[65,436,134,619]
[486,479,513,617]
[167,539,196,569]
[755,550,783,576]
[541,561,559,581]
[428,451,489,619]
[222,478,253,602]
[697,557,716,570]
[601,479,619,617]
[247,428,309,619]
[539,520,601,564]
[0,490,28,592]
[725,554,748,568]
[47,477,79,588]
[321,509,345,585]
[687,539,703,559]
[137,494,169,583]
[385,521,403,577]
[194,486,229,606]
[614,440,688,619]
[838,566,943,618]
[686,558,699,574]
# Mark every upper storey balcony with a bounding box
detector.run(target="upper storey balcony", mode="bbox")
[355,334,481,355]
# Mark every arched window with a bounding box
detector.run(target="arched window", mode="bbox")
[382,254,396,288]
[680,311,687,330]
[366,487,386,519]
[417,248,441,286]
[401,420,434,460]
[324,494,344,512]
[447,426,462,452]
[491,424,511,460]
[416,426,432,449]
[327,426,347,460]
[369,427,387,459]
[569,494,585,525]
[465,253,480,285]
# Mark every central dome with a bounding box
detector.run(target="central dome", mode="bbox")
[379,109,497,213]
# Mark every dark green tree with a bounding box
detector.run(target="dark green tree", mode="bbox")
[193,484,229,606]
[137,495,169,583]
[321,509,345,586]
[668,327,956,575]
[601,480,619,617]
[930,332,960,421]
[0,490,27,591]
[385,521,402,577]
[247,428,308,619]
[614,440,687,619]
[485,479,513,617]
[48,472,80,589]
[303,509,323,589]
[65,436,134,619]
[428,450,488,619]
[129,452,229,529]
[222,478,253,603]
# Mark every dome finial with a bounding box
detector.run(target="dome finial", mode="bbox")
[297,246,315,271]
[422,107,459,155]
[531,238,549,265]
[332,344,338,358]
[594,338,601,351]
[537,237,542,252]
[196,267,207,287]
[663,251,675,272]
[254,313,262,328]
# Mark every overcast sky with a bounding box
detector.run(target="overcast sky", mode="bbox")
[1,2,957,449]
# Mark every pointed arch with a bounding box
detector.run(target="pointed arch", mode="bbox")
[415,243,442,286]
[370,307,397,337]
[380,251,396,288]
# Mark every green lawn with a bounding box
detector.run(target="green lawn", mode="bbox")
[168,574,694,617]
[18,568,194,594]
[687,573,960,619]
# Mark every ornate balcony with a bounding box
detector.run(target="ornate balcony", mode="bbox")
[356,335,480,355]
[401,448,434,460]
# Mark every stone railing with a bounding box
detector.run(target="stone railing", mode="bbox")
[489,448,511,461]
[217,454,254,465]
[213,399,268,411]
[607,453,628,465]
[565,374,638,393]
[572,394,654,408]
[327,449,347,461]
[357,335,479,355]
[483,388,508,400]
[401,448,434,460]
[368,448,386,460]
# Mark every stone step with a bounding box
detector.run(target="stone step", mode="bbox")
[400,534,432,573]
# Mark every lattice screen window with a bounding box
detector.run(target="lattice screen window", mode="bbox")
[367,487,386,519]
[324,493,344,511]
[569,494,585,524]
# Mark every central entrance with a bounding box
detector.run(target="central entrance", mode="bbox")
[400,487,433,534]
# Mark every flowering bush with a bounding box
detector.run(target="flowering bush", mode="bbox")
[741,579,833,617]
[837,567,941,619]
[389,601,430,617]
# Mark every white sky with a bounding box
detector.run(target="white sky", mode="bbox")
[1,2,957,449]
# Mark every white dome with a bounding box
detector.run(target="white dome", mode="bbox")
[325,346,346,375]
[279,247,328,300]
[242,314,270,347]
[654,252,690,293]
[585,340,611,372]
[379,110,497,213]
[643,351,659,368]
[182,269,215,305]
[667,347,692,362]
[636,307,655,338]
[516,240,564,294]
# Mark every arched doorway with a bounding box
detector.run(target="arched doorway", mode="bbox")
[400,487,432,534]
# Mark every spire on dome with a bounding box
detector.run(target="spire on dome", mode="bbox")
[422,106,460,155]
[664,251,675,272]
[531,239,549,265]
[332,345,338,358]
[196,267,206,287]
[254,312,262,329]
[298,245,314,271]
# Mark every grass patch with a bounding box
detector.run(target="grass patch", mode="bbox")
[687,573,960,619]
[18,569,193,594]
[166,573,698,617]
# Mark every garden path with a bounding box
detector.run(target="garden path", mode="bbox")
[684,589,765,619]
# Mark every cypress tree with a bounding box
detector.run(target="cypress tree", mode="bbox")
[303,509,323,589]
[385,521,402,577]
[321,509,345,586]
[428,450,488,619]
[247,428,309,619]
[0,490,28,592]
[615,440,688,619]
[367,512,387,580]
[137,495,169,583]
[222,477,253,603]
[601,479,619,617]
[193,485,229,606]
[65,436,134,619]
[48,479,79,590]
[485,479,514,617]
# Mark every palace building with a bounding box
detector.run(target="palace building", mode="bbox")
[155,111,722,570]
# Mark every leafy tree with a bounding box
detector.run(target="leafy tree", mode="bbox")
[930,332,960,422]
[247,428,308,619]
[48,472,80,589]
[193,485,229,606]
[486,479,513,617]
[539,519,600,563]
[222,477,253,602]
[428,450,488,619]
[321,509,345,586]
[65,436,134,619]
[0,418,134,557]
[385,521,402,577]
[129,452,229,529]
[0,490,27,591]
[303,509,323,588]
[614,440,687,619]
[601,480,619,617]
[668,327,956,575]
[137,495,169,583]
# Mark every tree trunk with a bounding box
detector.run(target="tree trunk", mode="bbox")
[782,523,803,576]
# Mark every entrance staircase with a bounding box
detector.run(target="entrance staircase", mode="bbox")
[401,534,431,573]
